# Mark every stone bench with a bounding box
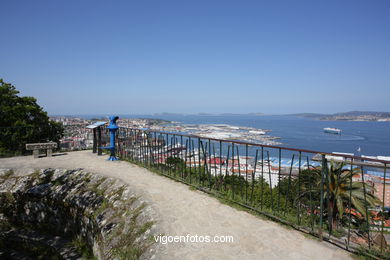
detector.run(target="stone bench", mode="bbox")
[26,142,58,158]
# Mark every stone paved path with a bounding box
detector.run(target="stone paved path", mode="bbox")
[0,151,352,260]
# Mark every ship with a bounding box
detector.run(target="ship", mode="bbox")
[324,127,342,134]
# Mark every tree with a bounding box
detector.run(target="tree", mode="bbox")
[0,79,64,156]
[297,161,380,230]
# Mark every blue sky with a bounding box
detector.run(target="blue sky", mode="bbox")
[1,0,389,115]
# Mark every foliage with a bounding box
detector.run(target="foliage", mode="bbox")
[0,79,64,156]
[297,161,380,230]
[355,246,390,260]
[71,235,96,259]
[166,156,185,168]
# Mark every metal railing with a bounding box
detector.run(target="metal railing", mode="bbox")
[3,122,388,257]
[103,127,390,258]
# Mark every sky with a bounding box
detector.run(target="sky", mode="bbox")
[1,0,389,115]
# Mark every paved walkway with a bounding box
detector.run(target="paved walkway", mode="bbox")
[0,151,352,260]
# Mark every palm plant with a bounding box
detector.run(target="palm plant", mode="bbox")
[297,160,380,230]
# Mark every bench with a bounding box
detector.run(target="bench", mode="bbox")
[26,142,58,158]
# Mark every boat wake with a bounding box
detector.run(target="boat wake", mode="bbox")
[326,134,365,141]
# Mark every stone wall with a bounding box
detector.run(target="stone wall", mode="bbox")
[0,168,159,260]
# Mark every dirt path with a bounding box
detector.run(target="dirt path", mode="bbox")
[0,151,351,260]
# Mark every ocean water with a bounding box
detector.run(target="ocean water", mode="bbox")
[86,114,390,157]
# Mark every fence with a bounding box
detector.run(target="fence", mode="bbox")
[1,122,389,257]
[107,127,390,257]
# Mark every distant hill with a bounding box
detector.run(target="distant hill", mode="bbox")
[247,112,265,116]
[153,112,184,116]
[205,112,266,116]
[331,111,390,117]
[153,112,266,117]
[291,111,390,121]
[290,113,329,118]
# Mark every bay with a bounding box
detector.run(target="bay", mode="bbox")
[83,114,390,157]
[126,114,390,157]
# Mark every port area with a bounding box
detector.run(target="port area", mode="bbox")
[150,123,282,146]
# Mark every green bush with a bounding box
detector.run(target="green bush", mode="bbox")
[0,79,64,156]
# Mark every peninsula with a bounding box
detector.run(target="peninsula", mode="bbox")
[293,111,390,122]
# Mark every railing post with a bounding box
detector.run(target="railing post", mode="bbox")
[208,139,212,190]
[381,163,387,254]
[326,160,331,237]
[297,151,302,225]
[284,154,295,216]
[198,138,201,185]
[347,158,354,250]
[307,156,314,231]
[245,144,248,203]
[225,145,231,192]
[319,154,327,241]
[360,165,371,249]
[277,148,282,212]
[236,146,242,199]
[97,126,102,155]
[251,150,258,205]
[260,146,264,210]
[219,140,223,191]
[180,135,184,179]
[267,151,274,212]
[232,142,235,200]
[188,137,193,184]
[92,128,97,153]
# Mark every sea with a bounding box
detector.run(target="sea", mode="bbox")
[84,114,390,157]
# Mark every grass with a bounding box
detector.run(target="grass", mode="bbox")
[112,186,126,198]
[111,221,154,259]
[0,170,14,185]
[71,236,97,260]
[353,246,390,260]
[0,217,11,231]
[105,200,154,260]
[29,169,40,179]
[36,169,54,185]
[92,198,110,219]
[89,177,107,197]
[332,227,347,238]
[0,192,16,212]
[83,175,92,183]
[52,179,63,186]
[129,203,147,223]
[1,169,14,179]
[136,221,154,236]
